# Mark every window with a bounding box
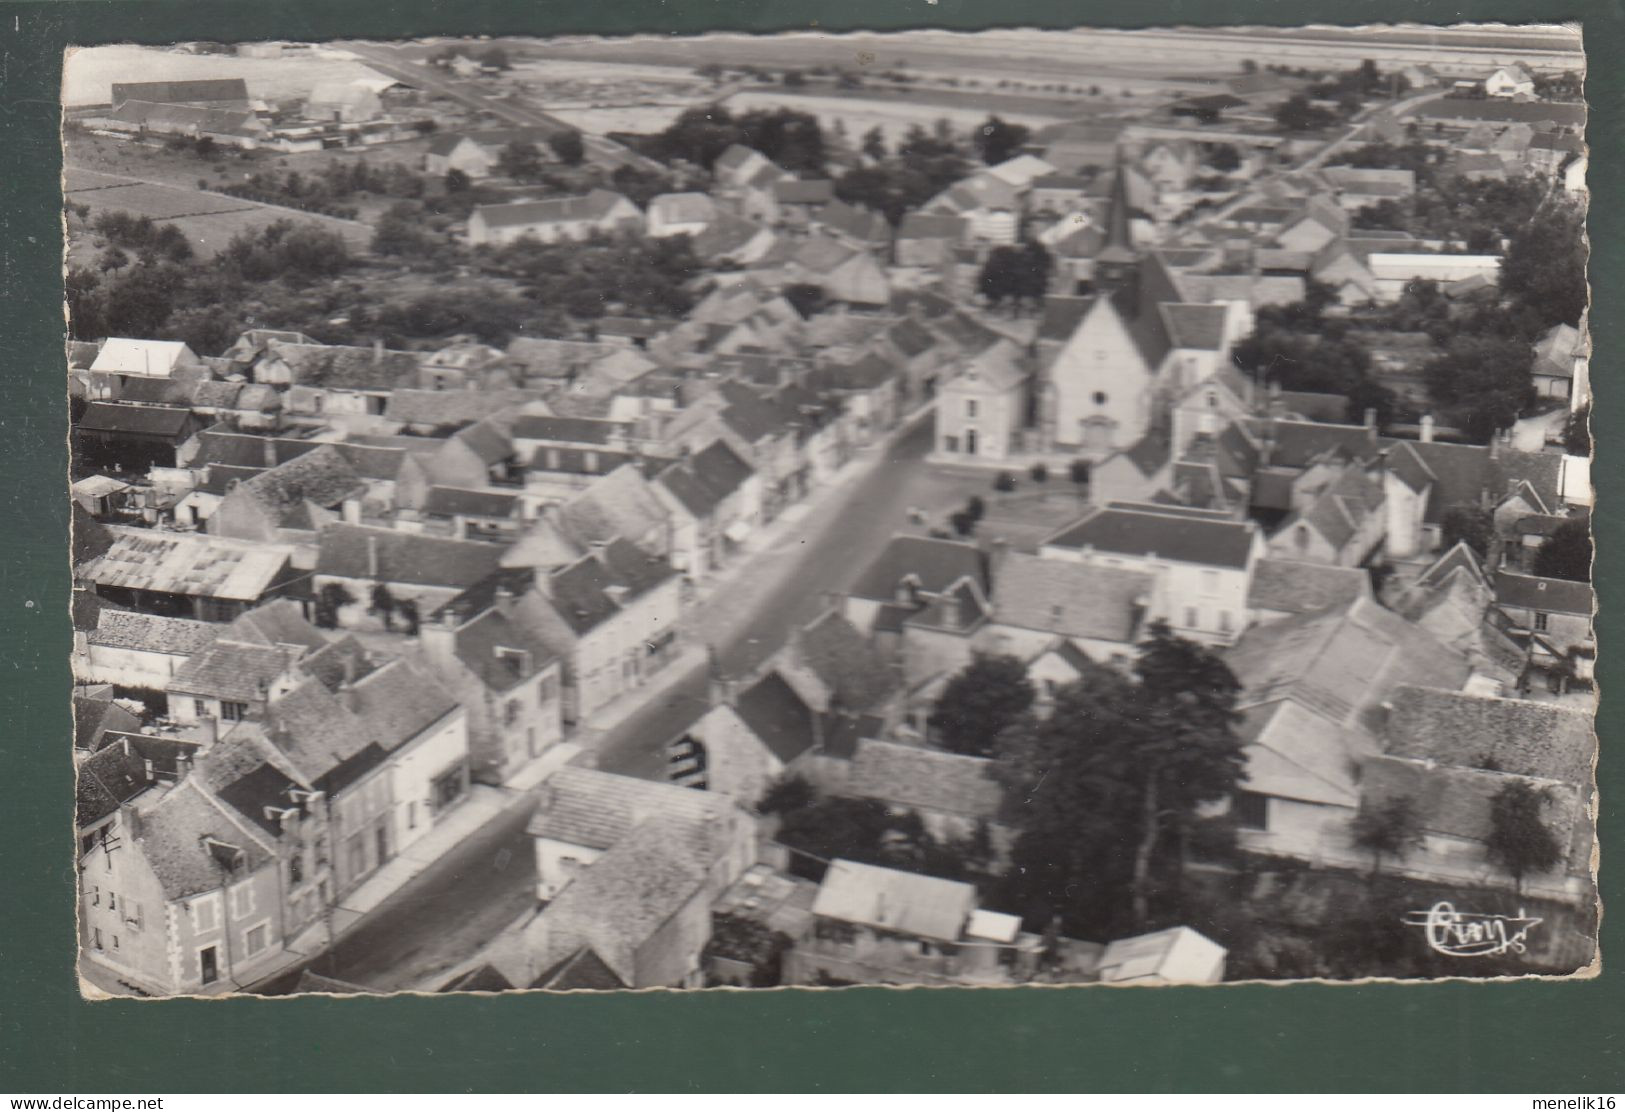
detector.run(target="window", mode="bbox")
[126,901,143,931]
[1043,679,1058,697]
[90,884,100,907]
[1219,610,1233,634]
[112,934,120,951]
[1294,525,1311,553]
[221,701,248,721]
[289,853,304,886]
[244,922,270,957]
[944,435,960,453]
[965,399,978,419]
[1206,389,1218,409]
[1184,607,1198,629]
[408,801,418,830]
[93,927,103,951]
[230,882,255,920]
[194,699,208,718]
[504,699,521,727]
[108,891,117,912]
[1535,612,1550,631]
[496,647,529,677]
[199,945,219,985]
[1233,791,1269,832]
[1093,391,1108,405]
[537,673,557,704]
[190,893,221,934]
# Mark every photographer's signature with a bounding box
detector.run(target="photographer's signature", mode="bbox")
[1403,901,1542,957]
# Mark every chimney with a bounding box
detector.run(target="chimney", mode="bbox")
[262,436,278,467]
[1364,407,1378,429]
[340,654,356,690]
[1420,414,1435,443]
[342,497,363,525]
[494,582,515,614]
[989,536,1011,582]
[708,669,737,708]
[366,533,380,579]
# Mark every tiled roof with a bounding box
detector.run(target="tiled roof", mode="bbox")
[385,388,547,426]
[648,191,717,225]
[527,765,735,853]
[1161,304,1229,351]
[886,318,937,358]
[1038,295,1093,341]
[231,444,364,523]
[76,741,152,827]
[1360,756,1585,857]
[1247,558,1370,616]
[264,342,423,391]
[897,212,967,241]
[1493,571,1593,617]
[77,402,193,438]
[137,780,273,901]
[316,524,505,589]
[849,536,988,603]
[817,199,890,245]
[427,125,555,157]
[732,671,818,764]
[812,859,976,943]
[348,659,460,750]
[848,739,1005,821]
[1045,502,1256,569]
[520,816,709,986]
[79,529,292,602]
[86,609,220,655]
[73,694,142,755]
[297,636,378,693]
[557,464,671,550]
[451,607,558,694]
[226,599,328,652]
[992,553,1152,642]
[772,178,835,204]
[656,439,753,519]
[423,486,520,519]
[169,639,297,702]
[511,415,626,445]
[264,677,378,784]
[1380,685,1593,784]
[530,946,628,991]
[473,189,631,230]
[544,538,677,636]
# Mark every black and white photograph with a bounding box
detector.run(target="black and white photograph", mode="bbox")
[64,22,1596,998]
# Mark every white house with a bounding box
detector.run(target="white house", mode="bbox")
[1485,64,1536,99]
[466,190,641,247]
[935,339,1028,462]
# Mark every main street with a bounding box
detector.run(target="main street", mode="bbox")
[257,413,943,991]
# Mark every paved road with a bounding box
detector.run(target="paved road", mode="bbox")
[592,416,937,781]
[339,41,659,172]
[255,789,541,993]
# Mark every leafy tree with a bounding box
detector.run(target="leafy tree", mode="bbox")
[98,246,130,273]
[994,471,1016,493]
[396,598,420,636]
[1565,403,1591,457]
[995,623,1245,933]
[950,510,976,537]
[966,495,986,522]
[978,242,1052,313]
[372,201,455,262]
[1532,517,1592,582]
[757,773,817,816]
[1350,794,1424,882]
[547,129,586,166]
[1486,781,1564,895]
[1029,461,1049,485]
[1439,503,1494,560]
[444,168,472,193]
[1274,94,1338,133]
[1069,458,1090,486]
[1204,144,1242,173]
[495,140,546,181]
[479,46,512,71]
[1501,199,1588,330]
[783,283,827,320]
[314,582,355,630]
[413,119,438,135]
[973,115,1031,166]
[928,653,1035,757]
[1422,336,1535,443]
[860,125,887,162]
[705,912,794,986]
[370,583,397,630]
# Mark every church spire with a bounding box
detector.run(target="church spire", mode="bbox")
[1095,164,1140,301]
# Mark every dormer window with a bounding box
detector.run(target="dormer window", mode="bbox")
[495,646,531,677]
[1206,389,1218,408]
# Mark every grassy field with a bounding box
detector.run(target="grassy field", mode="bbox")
[65,164,372,259]
[722,88,1069,147]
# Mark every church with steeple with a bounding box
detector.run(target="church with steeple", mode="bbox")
[1034,166,1238,459]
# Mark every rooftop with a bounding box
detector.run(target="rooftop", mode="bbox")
[812,859,977,943]
[79,529,292,602]
[847,739,1005,822]
[992,553,1153,642]
[1044,502,1257,569]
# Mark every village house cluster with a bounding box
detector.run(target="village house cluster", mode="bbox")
[69,40,1593,994]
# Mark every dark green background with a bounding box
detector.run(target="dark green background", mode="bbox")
[3,0,1618,1093]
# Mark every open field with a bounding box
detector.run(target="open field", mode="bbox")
[65,165,372,258]
[63,44,398,107]
[723,88,1063,146]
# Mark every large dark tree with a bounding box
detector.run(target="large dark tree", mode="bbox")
[995,624,1246,933]
[1351,794,1424,883]
[547,129,586,166]
[1486,781,1565,895]
[1532,517,1592,582]
[973,115,1031,166]
[495,140,547,181]
[1422,336,1536,443]
[1501,199,1588,330]
[1439,503,1495,560]
[929,654,1035,757]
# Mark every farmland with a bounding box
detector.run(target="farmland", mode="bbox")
[721,88,1065,147]
[64,165,372,259]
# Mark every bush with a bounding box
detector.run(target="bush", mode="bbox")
[994,471,1016,492]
